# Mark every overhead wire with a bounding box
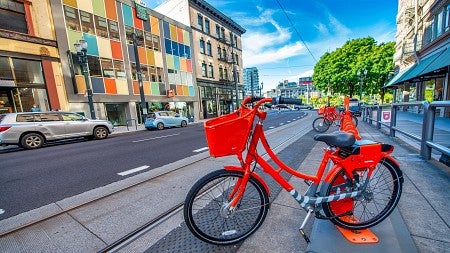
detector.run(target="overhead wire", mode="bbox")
[274,0,318,63]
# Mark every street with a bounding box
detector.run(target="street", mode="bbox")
[0,110,307,220]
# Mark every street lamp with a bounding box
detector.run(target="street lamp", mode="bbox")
[357,68,368,100]
[74,39,96,119]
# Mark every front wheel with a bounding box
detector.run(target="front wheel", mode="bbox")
[312,117,331,133]
[93,126,108,139]
[184,170,270,245]
[322,159,403,230]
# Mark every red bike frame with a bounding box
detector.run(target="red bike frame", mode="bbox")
[223,97,398,209]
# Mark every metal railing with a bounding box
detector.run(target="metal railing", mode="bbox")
[362,101,450,160]
[126,118,137,131]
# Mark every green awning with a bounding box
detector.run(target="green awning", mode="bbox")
[400,48,447,82]
[384,64,415,88]
[419,47,450,75]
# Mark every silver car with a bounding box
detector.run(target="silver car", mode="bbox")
[0,112,114,149]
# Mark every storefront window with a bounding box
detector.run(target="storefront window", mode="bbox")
[11,58,44,84]
[0,56,13,80]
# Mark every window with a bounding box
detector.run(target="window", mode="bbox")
[235,53,239,65]
[113,60,125,79]
[0,0,27,33]
[125,26,134,44]
[153,35,160,51]
[11,58,44,84]
[38,113,61,122]
[205,19,210,34]
[108,20,120,40]
[63,5,80,31]
[87,56,102,76]
[215,25,220,38]
[229,31,233,45]
[100,58,114,78]
[221,28,225,40]
[144,31,153,50]
[208,64,214,78]
[16,114,35,122]
[206,41,212,56]
[222,48,226,60]
[435,9,444,37]
[219,66,224,80]
[131,63,137,80]
[156,67,164,82]
[95,16,108,38]
[199,39,205,54]
[201,62,207,77]
[217,46,222,59]
[234,35,238,47]
[141,65,148,81]
[446,4,450,32]
[135,29,144,47]
[0,56,13,80]
[61,113,84,121]
[224,68,228,80]
[197,14,203,31]
[80,11,94,34]
[149,66,157,82]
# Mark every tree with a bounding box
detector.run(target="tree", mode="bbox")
[312,37,395,102]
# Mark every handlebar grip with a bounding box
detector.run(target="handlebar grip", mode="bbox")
[272,96,303,105]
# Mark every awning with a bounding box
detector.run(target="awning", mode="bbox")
[400,48,447,82]
[384,47,450,88]
[384,64,415,88]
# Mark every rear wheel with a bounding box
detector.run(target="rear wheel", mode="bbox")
[184,170,270,245]
[322,159,403,230]
[312,117,331,133]
[21,133,44,149]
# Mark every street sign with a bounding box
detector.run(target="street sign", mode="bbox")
[381,111,391,122]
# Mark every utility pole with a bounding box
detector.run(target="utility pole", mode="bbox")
[133,33,147,122]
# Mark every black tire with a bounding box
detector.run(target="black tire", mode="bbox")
[322,159,403,230]
[312,117,331,133]
[184,170,270,245]
[181,120,187,127]
[93,126,108,140]
[21,133,44,149]
[157,122,164,130]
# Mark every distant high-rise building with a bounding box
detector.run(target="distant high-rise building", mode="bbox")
[243,67,260,97]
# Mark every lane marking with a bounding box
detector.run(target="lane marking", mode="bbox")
[193,147,209,153]
[132,133,180,143]
[0,209,4,215]
[269,126,274,129]
[118,165,150,176]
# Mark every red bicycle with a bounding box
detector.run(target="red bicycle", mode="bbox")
[184,96,403,245]
[313,105,358,133]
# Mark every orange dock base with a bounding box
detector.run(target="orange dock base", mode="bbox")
[335,226,379,244]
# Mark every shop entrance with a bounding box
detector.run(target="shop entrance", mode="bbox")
[105,103,127,126]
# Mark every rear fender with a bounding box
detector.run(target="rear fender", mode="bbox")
[224,165,271,196]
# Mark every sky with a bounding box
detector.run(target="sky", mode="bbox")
[144,0,398,92]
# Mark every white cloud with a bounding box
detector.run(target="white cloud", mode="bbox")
[243,41,305,66]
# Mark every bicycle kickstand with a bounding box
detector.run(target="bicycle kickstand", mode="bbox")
[299,208,314,243]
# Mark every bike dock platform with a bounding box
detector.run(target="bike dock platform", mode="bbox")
[0,115,448,253]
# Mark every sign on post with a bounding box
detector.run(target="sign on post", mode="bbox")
[381,111,391,123]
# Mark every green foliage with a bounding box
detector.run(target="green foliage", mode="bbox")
[312,37,395,101]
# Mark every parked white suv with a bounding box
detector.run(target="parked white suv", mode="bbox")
[0,112,114,149]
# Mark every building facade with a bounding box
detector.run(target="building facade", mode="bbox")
[386,0,450,116]
[0,0,67,114]
[243,67,262,97]
[155,0,245,119]
[272,77,318,101]
[49,0,197,125]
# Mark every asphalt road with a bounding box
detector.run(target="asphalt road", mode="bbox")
[0,110,307,220]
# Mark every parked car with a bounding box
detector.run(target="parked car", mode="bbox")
[0,112,114,149]
[349,98,362,117]
[294,104,313,110]
[145,111,188,130]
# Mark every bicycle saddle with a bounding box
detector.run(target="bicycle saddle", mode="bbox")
[314,131,356,147]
